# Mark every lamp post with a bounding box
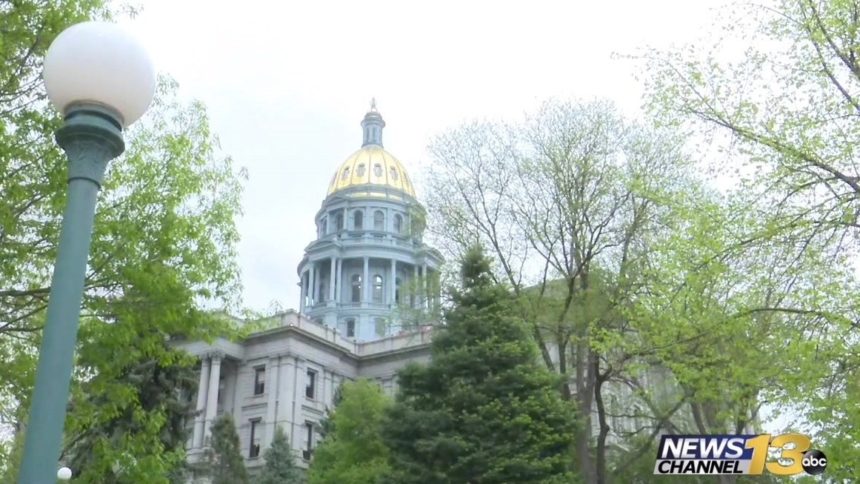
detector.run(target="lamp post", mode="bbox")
[18,21,154,484]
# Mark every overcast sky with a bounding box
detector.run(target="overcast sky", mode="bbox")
[119,0,731,313]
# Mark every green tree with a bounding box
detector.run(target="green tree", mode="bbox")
[643,0,860,478]
[424,99,693,482]
[309,379,391,484]
[382,246,576,484]
[204,414,249,484]
[0,1,245,481]
[260,426,301,484]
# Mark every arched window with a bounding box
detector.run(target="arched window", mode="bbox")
[346,318,355,338]
[393,214,403,233]
[374,210,384,231]
[335,213,344,231]
[373,275,384,303]
[395,277,402,304]
[319,217,327,237]
[353,210,363,230]
[351,274,362,303]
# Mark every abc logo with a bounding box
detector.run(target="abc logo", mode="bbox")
[801,449,827,475]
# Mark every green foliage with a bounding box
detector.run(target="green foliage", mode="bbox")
[383,246,576,483]
[309,379,391,484]
[642,0,860,478]
[260,426,301,484]
[204,414,249,484]
[0,1,245,481]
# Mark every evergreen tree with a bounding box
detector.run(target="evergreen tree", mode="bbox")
[309,379,391,484]
[259,426,301,484]
[204,414,249,484]
[383,245,577,483]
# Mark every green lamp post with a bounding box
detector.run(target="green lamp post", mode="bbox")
[18,21,155,484]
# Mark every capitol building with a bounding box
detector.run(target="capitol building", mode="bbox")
[178,103,444,473]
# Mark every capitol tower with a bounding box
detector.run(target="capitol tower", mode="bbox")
[297,101,443,340]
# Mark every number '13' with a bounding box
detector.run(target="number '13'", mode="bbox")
[745,433,811,476]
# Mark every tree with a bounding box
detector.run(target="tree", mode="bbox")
[382,246,576,484]
[643,0,860,248]
[260,426,301,484]
[309,379,391,484]
[642,0,860,478]
[0,1,245,480]
[204,414,249,484]
[424,99,692,482]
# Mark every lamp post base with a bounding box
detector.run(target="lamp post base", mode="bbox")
[18,105,124,484]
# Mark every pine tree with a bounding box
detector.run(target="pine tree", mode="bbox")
[383,245,577,483]
[204,414,249,484]
[259,426,301,484]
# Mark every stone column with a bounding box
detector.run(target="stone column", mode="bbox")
[422,264,428,309]
[192,357,211,448]
[309,262,316,307]
[203,352,222,444]
[335,258,342,304]
[389,259,396,305]
[322,370,331,407]
[410,264,421,309]
[299,270,306,313]
[264,356,280,448]
[329,257,336,302]
[363,256,370,304]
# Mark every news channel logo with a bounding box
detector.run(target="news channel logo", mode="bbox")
[654,434,827,476]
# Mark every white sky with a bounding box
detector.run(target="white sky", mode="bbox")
[119,0,732,313]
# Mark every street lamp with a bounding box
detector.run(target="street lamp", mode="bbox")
[18,21,154,484]
[56,468,72,481]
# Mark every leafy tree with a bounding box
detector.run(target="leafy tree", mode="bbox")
[0,1,244,481]
[642,0,860,478]
[317,383,343,440]
[424,99,692,482]
[260,426,301,484]
[309,379,391,484]
[382,246,576,484]
[204,414,249,484]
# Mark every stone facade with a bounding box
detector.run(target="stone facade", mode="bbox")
[179,312,432,474]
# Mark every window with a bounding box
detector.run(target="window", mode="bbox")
[389,167,399,181]
[249,419,261,458]
[346,318,355,337]
[334,212,344,231]
[394,214,403,233]
[374,318,386,337]
[318,280,327,303]
[395,278,402,304]
[373,275,383,303]
[373,163,383,177]
[306,369,317,399]
[356,163,366,177]
[353,210,363,230]
[303,422,314,460]
[341,167,350,180]
[253,367,265,395]
[373,210,384,230]
[351,274,362,302]
[319,217,327,237]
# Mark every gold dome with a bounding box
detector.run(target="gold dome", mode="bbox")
[327,145,416,198]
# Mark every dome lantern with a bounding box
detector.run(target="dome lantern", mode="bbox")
[361,98,385,147]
